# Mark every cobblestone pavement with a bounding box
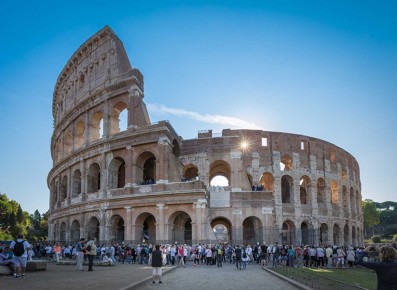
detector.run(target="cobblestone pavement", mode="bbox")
[133,261,300,290]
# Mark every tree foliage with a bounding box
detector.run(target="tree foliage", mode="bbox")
[362,199,380,230]
[0,193,47,242]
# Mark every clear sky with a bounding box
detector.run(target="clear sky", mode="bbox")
[1,0,396,214]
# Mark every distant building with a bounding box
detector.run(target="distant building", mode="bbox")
[48,26,363,246]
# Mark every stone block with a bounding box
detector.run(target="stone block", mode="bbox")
[0,265,12,275]
[26,260,47,271]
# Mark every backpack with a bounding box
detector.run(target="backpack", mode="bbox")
[242,250,247,259]
[217,248,222,255]
[13,240,25,256]
[295,248,302,257]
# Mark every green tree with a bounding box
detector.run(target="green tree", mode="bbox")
[363,199,380,236]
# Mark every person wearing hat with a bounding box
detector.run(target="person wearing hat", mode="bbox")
[76,238,86,271]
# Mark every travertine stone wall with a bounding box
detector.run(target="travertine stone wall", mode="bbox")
[48,26,363,247]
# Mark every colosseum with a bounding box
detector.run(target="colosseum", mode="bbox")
[47,26,363,247]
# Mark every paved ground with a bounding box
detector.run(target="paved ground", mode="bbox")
[0,260,303,290]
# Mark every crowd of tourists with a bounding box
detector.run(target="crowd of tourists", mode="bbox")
[2,236,396,287]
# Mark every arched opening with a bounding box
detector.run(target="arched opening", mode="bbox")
[183,164,198,181]
[136,152,156,184]
[169,211,192,245]
[172,139,180,157]
[300,176,311,205]
[209,160,231,187]
[319,223,329,245]
[281,220,295,245]
[260,172,274,191]
[352,226,357,246]
[57,137,62,162]
[211,217,232,243]
[136,213,157,244]
[70,220,80,242]
[110,101,128,135]
[89,111,103,142]
[50,180,57,207]
[281,175,293,203]
[344,224,349,246]
[60,222,66,243]
[109,215,124,243]
[61,175,68,201]
[108,157,126,189]
[317,178,326,204]
[280,154,293,171]
[333,224,341,246]
[350,188,356,215]
[87,163,101,193]
[342,186,348,210]
[243,217,263,245]
[87,216,100,241]
[72,170,81,197]
[75,120,85,149]
[331,180,339,204]
[64,130,72,155]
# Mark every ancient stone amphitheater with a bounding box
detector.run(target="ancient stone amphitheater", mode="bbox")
[48,26,363,247]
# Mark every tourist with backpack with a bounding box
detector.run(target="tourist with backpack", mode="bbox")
[10,234,31,279]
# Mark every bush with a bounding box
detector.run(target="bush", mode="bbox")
[393,234,397,242]
[371,235,382,243]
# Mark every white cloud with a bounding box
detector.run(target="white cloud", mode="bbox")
[147,103,263,130]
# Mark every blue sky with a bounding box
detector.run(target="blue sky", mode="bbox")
[0,0,396,214]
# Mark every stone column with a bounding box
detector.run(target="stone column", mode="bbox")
[99,208,107,243]
[125,146,133,187]
[156,204,165,244]
[124,206,132,243]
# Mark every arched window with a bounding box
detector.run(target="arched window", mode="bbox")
[72,170,81,197]
[75,120,85,149]
[89,111,103,142]
[87,163,101,193]
[110,101,128,135]
[281,175,293,203]
[209,160,231,187]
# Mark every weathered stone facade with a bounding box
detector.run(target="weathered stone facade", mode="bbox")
[48,26,363,246]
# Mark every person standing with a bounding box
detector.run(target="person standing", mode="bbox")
[53,242,62,263]
[86,237,97,271]
[235,245,242,270]
[151,245,163,284]
[76,238,86,271]
[10,234,31,279]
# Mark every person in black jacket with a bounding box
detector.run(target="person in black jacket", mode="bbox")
[151,245,163,284]
[235,245,242,270]
[356,246,397,290]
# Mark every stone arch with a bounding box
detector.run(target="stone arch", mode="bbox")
[342,186,348,210]
[300,175,311,205]
[57,137,62,162]
[72,169,81,197]
[281,220,296,245]
[209,160,231,186]
[172,139,180,157]
[87,216,100,241]
[108,157,126,189]
[260,172,274,191]
[168,211,192,245]
[89,110,103,142]
[350,188,356,216]
[110,101,128,135]
[242,216,263,245]
[281,175,293,203]
[135,212,157,244]
[333,223,341,246]
[280,154,293,171]
[301,221,314,246]
[75,120,85,149]
[136,151,156,184]
[343,224,349,246]
[64,129,72,155]
[60,222,67,243]
[352,226,357,246]
[319,223,329,245]
[210,216,232,243]
[317,178,326,203]
[183,164,198,181]
[70,220,81,242]
[87,163,101,193]
[50,180,57,206]
[109,215,124,243]
[331,180,339,204]
[61,175,68,201]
